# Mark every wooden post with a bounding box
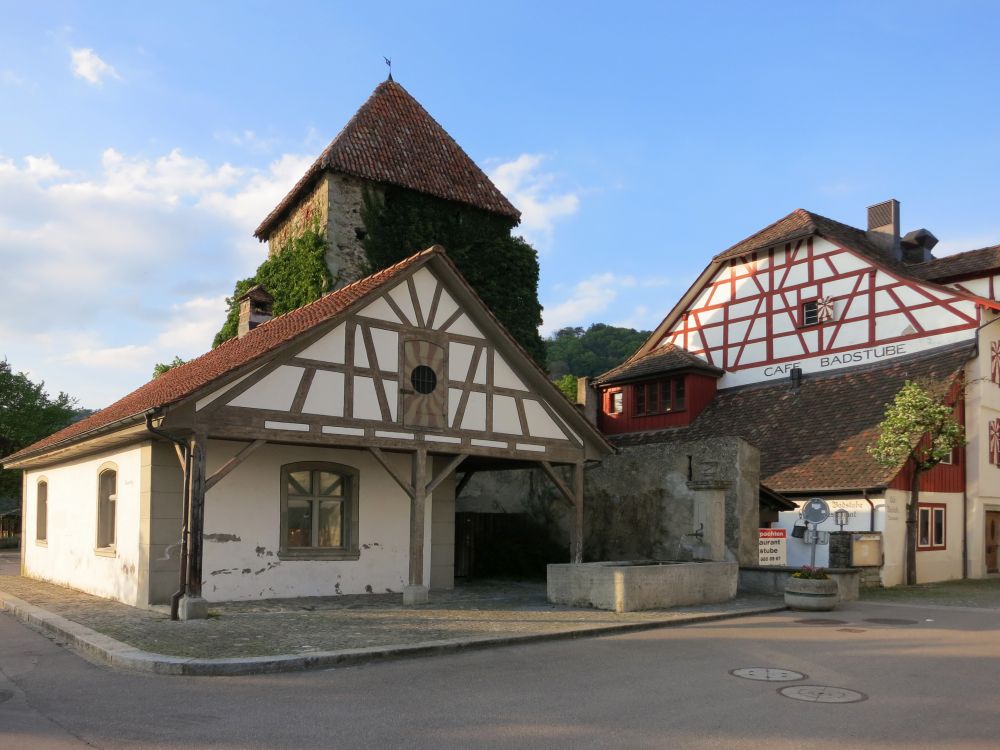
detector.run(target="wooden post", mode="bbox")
[179,431,208,619]
[404,447,429,604]
[573,461,585,564]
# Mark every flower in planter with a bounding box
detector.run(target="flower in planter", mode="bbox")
[791,565,829,580]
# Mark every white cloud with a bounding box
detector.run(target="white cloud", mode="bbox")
[488,154,579,248]
[1,69,24,87]
[214,129,280,154]
[542,274,673,335]
[69,47,120,86]
[0,145,311,406]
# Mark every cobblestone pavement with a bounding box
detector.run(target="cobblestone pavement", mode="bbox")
[861,576,1000,608]
[0,568,782,659]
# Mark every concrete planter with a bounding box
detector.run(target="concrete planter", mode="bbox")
[784,576,839,611]
[548,560,738,613]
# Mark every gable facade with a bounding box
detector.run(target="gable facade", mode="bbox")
[594,207,1000,586]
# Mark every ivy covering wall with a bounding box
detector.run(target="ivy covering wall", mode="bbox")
[362,186,546,365]
[214,230,333,348]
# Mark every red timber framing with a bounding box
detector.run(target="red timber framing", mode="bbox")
[661,237,987,375]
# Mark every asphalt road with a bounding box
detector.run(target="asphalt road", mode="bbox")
[2,589,999,750]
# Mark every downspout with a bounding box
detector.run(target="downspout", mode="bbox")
[863,488,876,532]
[144,412,191,621]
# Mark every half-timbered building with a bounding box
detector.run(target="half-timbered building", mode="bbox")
[593,200,1000,585]
[5,247,611,617]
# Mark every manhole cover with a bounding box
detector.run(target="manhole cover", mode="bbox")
[0,690,12,704]
[837,628,867,633]
[779,685,867,704]
[863,618,919,626]
[794,618,848,626]
[730,668,806,682]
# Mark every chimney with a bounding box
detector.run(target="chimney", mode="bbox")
[789,366,803,389]
[576,376,598,425]
[867,199,901,261]
[901,228,939,264]
[237,285,274,337]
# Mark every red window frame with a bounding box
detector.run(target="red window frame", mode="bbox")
[632,376,686,416]
[605,388,623,416]
[917,503,947,551]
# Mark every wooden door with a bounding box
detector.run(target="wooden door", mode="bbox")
[402,339,447,430]
[986,511,1000,574]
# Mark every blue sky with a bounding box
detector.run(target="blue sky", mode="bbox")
[3,1,1000,408]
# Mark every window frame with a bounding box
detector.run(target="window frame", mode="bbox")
[917,502,947,551]
[606,388,624,415]
[279,461,361,561]
[800,298,820,327]
[632,376,687,417]
[95,463,118,555]
[36,477,48,545]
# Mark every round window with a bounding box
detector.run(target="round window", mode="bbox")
[411,365,437,394]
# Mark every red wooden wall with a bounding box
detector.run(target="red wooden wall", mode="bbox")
[887,390,966,493]
[599,373,717,435]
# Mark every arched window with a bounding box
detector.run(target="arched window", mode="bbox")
[279,462,360,560]
[96,465,117,551]
[36,479,48,543]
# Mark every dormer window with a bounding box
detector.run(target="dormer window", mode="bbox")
[634,376,686,416]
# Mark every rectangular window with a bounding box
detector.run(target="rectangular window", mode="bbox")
[918,503,946,551]
[36,480,48,543]
[280,463,359,560]
[97,469,117,550]
[633,376,687,416]
[608,390,623,414]
[801,299,819,326]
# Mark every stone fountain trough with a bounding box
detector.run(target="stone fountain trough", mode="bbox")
[547,560,738,613]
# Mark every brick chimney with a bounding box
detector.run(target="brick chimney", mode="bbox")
[866,199,901,261]
[237,285,274,337]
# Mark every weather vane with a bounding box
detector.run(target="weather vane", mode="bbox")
[384,56,393,81]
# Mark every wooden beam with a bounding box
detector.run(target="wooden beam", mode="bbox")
[369,446,414,498]
[204,439,266,493]
[539,461,575,508]
[409,447,428,587]
[425,453,468,495]
[573,461,585,564]
[455,470,475,498]
[173,444,186,473]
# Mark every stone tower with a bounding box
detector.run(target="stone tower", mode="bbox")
[254,79,521,288]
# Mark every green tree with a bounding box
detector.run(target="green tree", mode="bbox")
[152,356,187,379]
[362,186,546,364]
[0,360,80,506]
[545,324,651,379]
[214,229,333,348]
[553,374,577,401]
[868,379,965,586]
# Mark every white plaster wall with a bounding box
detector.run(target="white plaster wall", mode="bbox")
[882,489,964,586]
[23,444,145,605]
[201,441,446,601]
[775,497,886,570]
[964,311,1000,577]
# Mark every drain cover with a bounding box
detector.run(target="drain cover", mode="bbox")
[794,618,848,626]
[779,685,867,703]
[863,618,919,626]
[731,667,806,682]
[837,628,867,633]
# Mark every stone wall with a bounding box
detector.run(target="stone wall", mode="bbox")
[457,437,761,566]
[268,176,330,258]
[267,172,378,289]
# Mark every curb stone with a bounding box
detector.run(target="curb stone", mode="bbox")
[0,589,786,677]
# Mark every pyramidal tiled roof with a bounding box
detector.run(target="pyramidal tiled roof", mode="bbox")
[909,243,1000,281]
[5,248,439,465]
[255,80,519,240]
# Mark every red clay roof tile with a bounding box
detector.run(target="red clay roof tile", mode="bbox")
[255,80,519,240]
